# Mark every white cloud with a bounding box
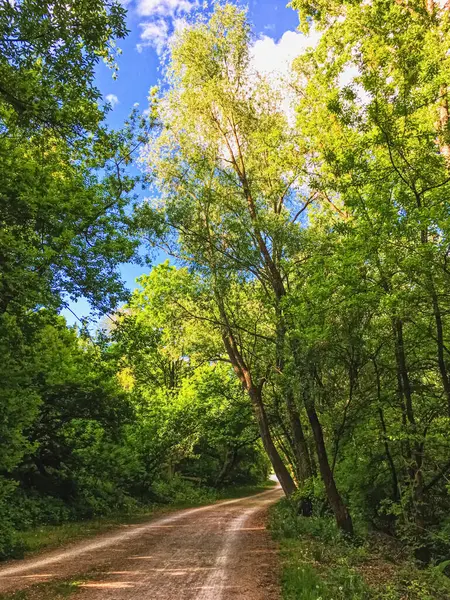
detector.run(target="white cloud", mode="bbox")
[137,19,170,54]
[105,93,119,108]
[136,0,197,55]
[249,30,321,124]
[137,0,196,17]
[250,29,322,80]
[172,16,189,35]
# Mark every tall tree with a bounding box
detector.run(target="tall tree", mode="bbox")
[137,3,353,531]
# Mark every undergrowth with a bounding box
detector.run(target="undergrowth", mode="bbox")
[0,578,85,600]
[269,499,450,600]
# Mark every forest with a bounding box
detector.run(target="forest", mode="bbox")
[1,0,450,598]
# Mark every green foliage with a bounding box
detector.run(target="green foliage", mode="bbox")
[0,0,141,320]
[0,0,127,134]
[378,565,450,600]
[112,263,270,491]
[272,498,341,545]
[3,5,450,598]
[0,481,24,560]
[151,476,217,505]
[0,270,268,560]
[270,501,450,600]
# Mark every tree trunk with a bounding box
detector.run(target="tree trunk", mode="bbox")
[286,390,313,482]
[215,447,238,487]
[379,406,400,502]
[305,399,354,536]
[289,339,352,531]
[393,319,415,425]
[373,358,400,502]
[221,330,296,497]
[392,319,425,529]
[272,391,299,478]
[431,288,450,417]
[249,386,297,496]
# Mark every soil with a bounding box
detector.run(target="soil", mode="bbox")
[0,487,283,600]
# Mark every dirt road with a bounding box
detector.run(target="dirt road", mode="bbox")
[0,487,282,599]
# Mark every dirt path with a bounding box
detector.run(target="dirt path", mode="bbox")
[0,487,283,599]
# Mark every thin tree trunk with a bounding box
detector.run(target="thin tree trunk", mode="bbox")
[393,319,415,425]
[249,386,297,496]
[221,330,297,496]
[431,288,450,416]
[273,431,298,480]
[272,411,299,481]
[272,389,299,476]
[286,389,313,482]
[437,84,450,161]
[215,448,238,487]
[373,358,400,502]
[379,406,400,502]
[392,318,425,529]
[290,340,352,532]
[305,395,354,535]
[331,362,356,474]
[425,0,450,160]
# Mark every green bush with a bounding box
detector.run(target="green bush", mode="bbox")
[377,565,450,600]
[270,497,341,544]
[8,494,72,530]
[0,524,24,561]
[0,481,25,559]
[269,500,450,600]
[151,475,217,505]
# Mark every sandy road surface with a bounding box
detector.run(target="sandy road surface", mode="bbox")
[0,487,283,599]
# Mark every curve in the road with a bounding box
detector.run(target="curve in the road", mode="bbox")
[0,487,283,600]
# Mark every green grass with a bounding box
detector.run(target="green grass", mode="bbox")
[269,499,450,600]
[0,579,83,600]
[216,479,277,500]
[16,506,170,556]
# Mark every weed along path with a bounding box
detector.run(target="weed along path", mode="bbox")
[0,487,282,600]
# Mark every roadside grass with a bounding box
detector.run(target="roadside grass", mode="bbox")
[0,578,83,600]
[269,499,450,600]
[16,506,172,556]
[11,482,275,559]
[216,479,277,500]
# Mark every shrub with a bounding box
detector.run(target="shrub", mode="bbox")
[151,475,217,505]
[0,480,25,559]
[270,497,341,544]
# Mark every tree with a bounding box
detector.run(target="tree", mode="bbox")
[136,3,355,532]
[0,0,143,487]
[111,263,268,488]
[0,0,127,136]
[0,0,144,319]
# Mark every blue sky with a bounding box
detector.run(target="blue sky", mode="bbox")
[62,0,307,326]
